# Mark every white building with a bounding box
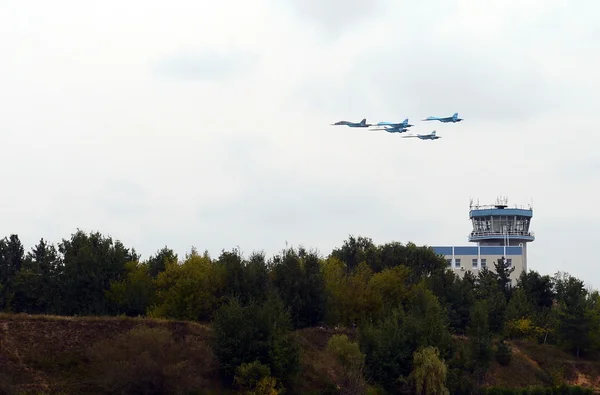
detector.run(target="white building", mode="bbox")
[431,197,535,284]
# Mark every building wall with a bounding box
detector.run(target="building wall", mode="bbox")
[431,246,525,284]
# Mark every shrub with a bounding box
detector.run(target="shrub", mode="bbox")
[88,325,214,394]
[234,361,280,395]
[505,318,545,341]
[481,386,594,395]
[495,340,513,366]
[326,334,367,395]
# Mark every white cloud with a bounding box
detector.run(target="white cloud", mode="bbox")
[154,50,260,81]
[1,0,599,289]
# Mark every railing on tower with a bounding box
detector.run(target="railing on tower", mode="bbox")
[469,230,535,238]
[469,197,533,211]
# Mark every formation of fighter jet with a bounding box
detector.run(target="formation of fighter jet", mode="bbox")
[401,130,440,140]
[422,112,463,123]
[330,113,462,141]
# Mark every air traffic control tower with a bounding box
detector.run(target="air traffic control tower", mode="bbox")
[468,197,535,272]
[431,197,534,283]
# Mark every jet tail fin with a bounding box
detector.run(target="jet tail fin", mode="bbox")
[452,113,458,118]
[360,118,366,125]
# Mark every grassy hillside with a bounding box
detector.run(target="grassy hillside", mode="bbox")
[1,313,599,394]
[485,339,600,389]
[0,313,357,394]
[0,313,222,394]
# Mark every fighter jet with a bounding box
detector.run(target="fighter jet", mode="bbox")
[331,118,372,127]
[402,130,441,140]
[422,113,463,123]
[375,118,413,129]
[369,125,409,134]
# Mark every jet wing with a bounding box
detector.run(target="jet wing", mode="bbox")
[377,122,405,126]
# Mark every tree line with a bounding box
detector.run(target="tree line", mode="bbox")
[1,230,598,394]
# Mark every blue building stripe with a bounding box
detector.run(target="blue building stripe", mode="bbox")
[431,246,523,256]
[469,209,533,218]
[453,246,474,255]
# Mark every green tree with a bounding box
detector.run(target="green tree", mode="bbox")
[367,265,410,322]
[327,334,366,395]
[358,283,452,393]
[494,256,515,299]
[57,230,137,316]
[409,346,450,395]
[321,258,377,327]
[272,248,326,328]
[403,282,452,358]
[271,247,326,328]
[214,249,272,307]
[505,288,534,322]
[145,246,177,278]
[298,247,327,326]
[321,256,346,325]
[504,287,540,339]
[11,238,62,314]
[28,238,61,312]
[0,234,25,311]
[216,249,272,306]
[244,251,272,304]
[234,361,280,395]
[554,272,596,357]
[106,260,156,316]
[428,270,476,334]
[149,247,224,321]
[330,235,380,273]
[445,341,476,395]
[518,270,558,344]
[403,243,450,283]
[467,300,493,384]
[377,242,448,284]
[476,268,507,333]
[517,270,555,309]
[211,293,299,388]
[377,241,408,272]
[359,308,412,393]
[217,248,250,303]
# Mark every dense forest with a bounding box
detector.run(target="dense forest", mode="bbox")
[1,230,599,394]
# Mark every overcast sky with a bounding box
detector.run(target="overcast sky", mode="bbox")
[1,0,599,288]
